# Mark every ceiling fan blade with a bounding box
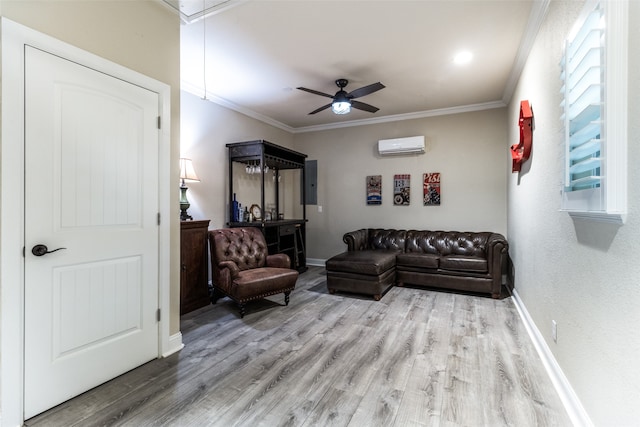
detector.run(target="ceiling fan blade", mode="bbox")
[309,103,332,115]
[347,82,385,99]
[351,100,379,113]
[297,87,334,99]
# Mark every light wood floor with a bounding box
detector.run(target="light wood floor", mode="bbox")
[26,266,572,427]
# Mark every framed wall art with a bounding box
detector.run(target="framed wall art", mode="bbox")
[393,174,410,205]
[366,175,382,205]
[423,172,441,206]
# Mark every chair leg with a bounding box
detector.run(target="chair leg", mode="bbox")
[284,291,291,306]
[238,303,246,318]
[210,288,222,304]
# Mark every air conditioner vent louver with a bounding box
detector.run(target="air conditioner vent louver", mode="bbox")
[378,136,425,155]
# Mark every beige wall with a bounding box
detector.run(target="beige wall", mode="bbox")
[181,90,294,229]
[294,108,509,260]
[0,0,182,333]
[507,0,640,424]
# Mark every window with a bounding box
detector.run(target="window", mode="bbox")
[560,0,627,223]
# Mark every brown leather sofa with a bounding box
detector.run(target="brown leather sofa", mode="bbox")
[209,228,298,317]
[326,229,508,300]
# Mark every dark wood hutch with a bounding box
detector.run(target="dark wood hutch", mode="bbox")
[226,140,307,272]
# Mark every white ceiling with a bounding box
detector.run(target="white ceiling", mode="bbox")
[177,0,545,132]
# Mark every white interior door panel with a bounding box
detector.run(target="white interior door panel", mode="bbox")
[24,45,160,418]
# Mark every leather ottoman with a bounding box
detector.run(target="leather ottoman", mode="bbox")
[325,250,399,300]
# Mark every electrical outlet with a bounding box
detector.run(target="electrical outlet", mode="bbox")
[318,205,323,213]
[552,320,558,343]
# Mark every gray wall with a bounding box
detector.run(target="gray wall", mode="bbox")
[507,1,640,424]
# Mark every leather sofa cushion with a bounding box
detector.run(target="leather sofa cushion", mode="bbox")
[440,255,487,273]
[396,253,439,269]
[233,267,298,300]
[405,230,490,257]
[368,229,406,251]
[326,250,399,276]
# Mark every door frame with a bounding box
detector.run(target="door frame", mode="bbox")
[1,18,174,426]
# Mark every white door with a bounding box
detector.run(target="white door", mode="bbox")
[23,46,160,418]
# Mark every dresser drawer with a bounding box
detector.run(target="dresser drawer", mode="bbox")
[279,224,296,236]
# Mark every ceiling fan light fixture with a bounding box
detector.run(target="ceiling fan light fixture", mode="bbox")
[298,78,384,115]
[332,90,351,114]
[332,101,351,114]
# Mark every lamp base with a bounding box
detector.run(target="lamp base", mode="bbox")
[180,205,193,221]
[180,185,193,221]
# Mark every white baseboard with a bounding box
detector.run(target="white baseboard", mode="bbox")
[306,258,326,267]
[511,289,593,427]
[162,332,184,358]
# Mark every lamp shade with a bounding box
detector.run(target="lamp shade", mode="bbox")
[179,158,200,182]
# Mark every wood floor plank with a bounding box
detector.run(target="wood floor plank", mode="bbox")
[163,301,362,425]
[330,323,395,397]
[347,320,425,426]
[475,295,570,427]
[25,267,572,427]
[394,292,455,426]
[393,389,436,427]
[440,295,485,426]
[476,296,527,425]
[225,331,364,426]
[296,387,362,427]
[348,386,404,427]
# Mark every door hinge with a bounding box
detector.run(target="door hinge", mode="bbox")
[157,308,161,322]
[157,212,161,225]
[23,246,25,257]
[157,116,161,129]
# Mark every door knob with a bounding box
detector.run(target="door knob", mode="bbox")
[31,244,67,257]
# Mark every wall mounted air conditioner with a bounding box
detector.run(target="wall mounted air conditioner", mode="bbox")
[378,136,425,155]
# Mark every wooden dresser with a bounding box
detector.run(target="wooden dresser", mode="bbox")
[180,219,210,315]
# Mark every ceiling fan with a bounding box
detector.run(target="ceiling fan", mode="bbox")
[297,79,385,115]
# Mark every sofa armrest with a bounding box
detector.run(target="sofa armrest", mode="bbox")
[266,253,291,269]
[486,233,508,274]
[219,260,240,278]
[343,229,369,251]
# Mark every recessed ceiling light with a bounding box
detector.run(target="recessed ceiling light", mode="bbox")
[454,51,473,65]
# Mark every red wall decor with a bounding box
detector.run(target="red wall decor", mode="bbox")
[423,173,441,206]
[510,100,534,172]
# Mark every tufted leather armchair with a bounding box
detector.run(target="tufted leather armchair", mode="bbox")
[208,228,298,317]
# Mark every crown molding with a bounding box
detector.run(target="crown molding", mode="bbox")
[181,81,295,133]
[290,101,507,134]
[502,0,551,103]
